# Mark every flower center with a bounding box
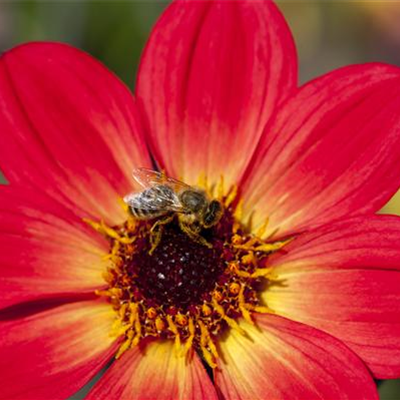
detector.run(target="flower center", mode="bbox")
[86,187,290,368]
[132,224,225,309]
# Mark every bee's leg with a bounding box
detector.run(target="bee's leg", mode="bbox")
[178,219,212,249]
[149,214,175,255]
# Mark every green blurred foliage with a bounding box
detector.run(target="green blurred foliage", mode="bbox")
[380,379,400,400]
[2,1,168,87]
[1,1,400,399]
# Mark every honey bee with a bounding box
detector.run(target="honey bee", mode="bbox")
[124,168,223,251]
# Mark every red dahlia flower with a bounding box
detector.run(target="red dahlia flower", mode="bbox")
[1,0,400,399]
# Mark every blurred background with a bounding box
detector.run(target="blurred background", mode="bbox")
[0,0,400,398]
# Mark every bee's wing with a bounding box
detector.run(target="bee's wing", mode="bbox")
[124,185,185,213]
[132,167,192,193]
[132,167,164,188]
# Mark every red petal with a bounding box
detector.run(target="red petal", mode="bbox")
[241,64,400,238]
[0,299,117,400]
[264,215,400,378]
[86,341,218,400]
[136,0,297,188]
[0,42,151,224]
[215,314,378,400]
[0,185,107,309]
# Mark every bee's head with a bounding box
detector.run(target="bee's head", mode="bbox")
[203,200,223,228]
[180,189,207,213]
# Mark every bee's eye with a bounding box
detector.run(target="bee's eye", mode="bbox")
[209,200,222,213]
[203,200,223,227]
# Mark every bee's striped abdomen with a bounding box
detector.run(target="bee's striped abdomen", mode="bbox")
[129,204,159,220]
[124,183,180,221]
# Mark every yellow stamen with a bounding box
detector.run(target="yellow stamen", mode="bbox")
[126,217,136,232]
[83,218,136,244]
[200,346,217,369]
[167,315,181,354]
[101,268,114,284]
[241,251,256,266]
[119,303,128,319]
[131,333,141,347]
[115,330,134,359]
[256,217,270,238]
[233,237,292,254]
[236,269,252,278]
[234,198,243,220]
[232,199,244,233]
[182,317,195,358]
[117,196,130,214]
[207,336,219,360]
[238,285,254,325]
[217,175,225,199]
[100,221,121,240]
[212,297,245,335]
[109,318,130,338]
[103,240,121,262]
[225,184,238,208]
[129,303,138,325]
[95,287,123,299]
[134,312,142,337]
[252,305,275,314]
[198,320,218,368]
[227,262,251,278]
[250,267,273,279]
[252,238,292,253]
[241,237,259,249]
[83,218,104,234]
[197,171,208,190]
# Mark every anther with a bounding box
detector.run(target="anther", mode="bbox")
[147,307,157,319]
[229,282,240,295]
[155,316,166,331]
[201,304,212,317]
[176,314,188,326]
[213,291,224,303]
[231,234,243,245]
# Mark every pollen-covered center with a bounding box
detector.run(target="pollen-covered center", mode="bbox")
[87,186,290,368]
[132,225,225,309]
